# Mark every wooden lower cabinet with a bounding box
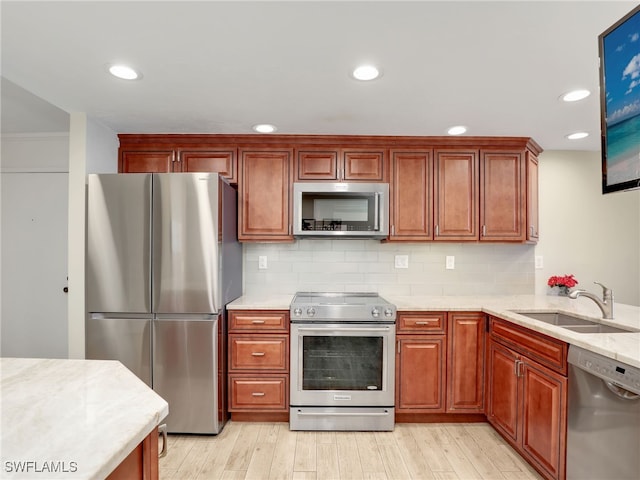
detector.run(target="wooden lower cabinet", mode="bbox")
[396,336,446,412]
[106,427,159,480]
[446,312,485,412]
[487,320,568,480]
[395,312,447,413]
[487,341,521,442]
[227,310,290,416]
[229,375,288,411]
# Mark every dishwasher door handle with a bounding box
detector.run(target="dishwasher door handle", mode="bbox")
[604,381,640,400]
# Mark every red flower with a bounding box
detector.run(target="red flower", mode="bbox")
[547,274,578,288]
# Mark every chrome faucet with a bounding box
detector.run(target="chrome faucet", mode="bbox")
[568,282,614,319]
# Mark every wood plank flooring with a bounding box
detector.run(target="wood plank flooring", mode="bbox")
[159,421,542,480]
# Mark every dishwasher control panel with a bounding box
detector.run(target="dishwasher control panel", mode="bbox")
[568,345,640,394]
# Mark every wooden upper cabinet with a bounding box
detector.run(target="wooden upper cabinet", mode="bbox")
[434,149,479,241]
[296,150,339,180]
[342,149,385,181]
[180,149,237,183]
[239,148,293,241]
[526,152,539,243]
[389,149,433,240]
[480,150,525,242]
[295,148,386,181]
[120,151,175,173]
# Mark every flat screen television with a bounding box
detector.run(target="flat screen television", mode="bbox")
[599,5,640,194]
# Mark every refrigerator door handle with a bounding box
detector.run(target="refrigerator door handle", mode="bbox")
[154,314,218,322]
[89,312,153,320]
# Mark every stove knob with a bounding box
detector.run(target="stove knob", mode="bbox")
[307,307,316,317]
[384,308,394,317]
[293,308,302,317]
[371,307,381,318]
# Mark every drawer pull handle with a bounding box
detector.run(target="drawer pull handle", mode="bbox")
[415,321,435,325]
[251,352,266,356]
[252,392,265,397]
[251,320,266,324]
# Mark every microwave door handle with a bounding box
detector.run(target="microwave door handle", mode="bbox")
[374,193,380,231]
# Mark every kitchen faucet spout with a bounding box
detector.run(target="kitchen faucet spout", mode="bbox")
[568,282,614,319]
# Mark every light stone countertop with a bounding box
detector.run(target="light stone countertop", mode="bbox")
[227,293,640,369]
[0,358,169,479]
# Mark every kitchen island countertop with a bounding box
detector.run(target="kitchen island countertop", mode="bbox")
[227,294,640,368]
[0,358,168,479]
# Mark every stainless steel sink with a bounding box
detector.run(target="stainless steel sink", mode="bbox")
[511,311,635,334]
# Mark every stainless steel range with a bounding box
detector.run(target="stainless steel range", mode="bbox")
[289,292,396,431]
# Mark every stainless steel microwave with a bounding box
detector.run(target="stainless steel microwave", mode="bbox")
[293,182,389,238]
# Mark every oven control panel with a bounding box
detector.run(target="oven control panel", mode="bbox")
[290,293,397,322]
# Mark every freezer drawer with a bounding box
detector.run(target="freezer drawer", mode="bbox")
[85,314,152,386]
[153,314,221,434]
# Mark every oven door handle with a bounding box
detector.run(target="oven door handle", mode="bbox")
[295,326,392,333]
[295,410,391,417]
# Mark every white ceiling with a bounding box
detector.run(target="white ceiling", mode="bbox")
[1,1,637,151]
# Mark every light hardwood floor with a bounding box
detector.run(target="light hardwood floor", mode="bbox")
[159,421,543,480]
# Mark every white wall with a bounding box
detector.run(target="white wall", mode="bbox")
[87,119,119,174]
[1,133,70,358]
[1,133,69,172]
[67,116,119,358]
[536,150,640,306]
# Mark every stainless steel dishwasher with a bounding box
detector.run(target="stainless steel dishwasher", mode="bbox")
[567,345,640,480]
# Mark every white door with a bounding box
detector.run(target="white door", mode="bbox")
[1,172,69,357]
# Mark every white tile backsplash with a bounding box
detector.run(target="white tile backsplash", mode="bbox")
[243,240,535,297]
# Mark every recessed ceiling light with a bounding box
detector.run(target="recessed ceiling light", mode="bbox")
[352,65,381,81]
[253,124,277,133]
[566,132,589,140]
[560,89,591,102]
[447,125,467,135]
[108,64,141,80]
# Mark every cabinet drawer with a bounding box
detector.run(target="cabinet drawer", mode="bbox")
[397,312,446,333]
[229,376,288,411]
[229,311,289,332]
[490,317,567,375]
[229,335,288,371]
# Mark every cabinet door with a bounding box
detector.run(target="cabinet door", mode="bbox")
[480,151,525,241]
[396,336,445,412]
[238,149,293,241]
[296,149,339,180]
[434,149,478,240]
[526,152,539,243]
[486,340,519,443]
[389,150,433,240]
[447,312,485,412]
[521,360,567,480]
[342,149,386,181]
[180,149,237,183]
[120,151,175,173]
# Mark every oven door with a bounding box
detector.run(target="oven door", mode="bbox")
[290,322,395,407]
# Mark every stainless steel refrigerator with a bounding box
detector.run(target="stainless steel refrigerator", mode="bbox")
[85,173,242,434]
